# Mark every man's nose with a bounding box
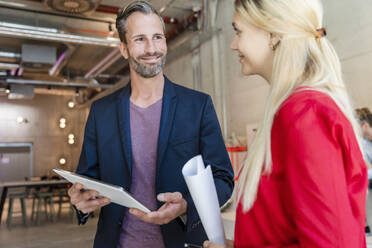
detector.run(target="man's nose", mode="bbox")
[145,40,156,54]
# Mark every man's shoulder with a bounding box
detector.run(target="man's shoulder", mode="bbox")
[169,80,210,101]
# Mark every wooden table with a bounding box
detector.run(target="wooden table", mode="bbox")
[0,180,69,223]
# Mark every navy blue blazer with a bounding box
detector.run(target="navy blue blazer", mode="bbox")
[76,76,234,248]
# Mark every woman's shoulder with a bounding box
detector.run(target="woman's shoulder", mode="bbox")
[274,87,350,131]
[278,88,343,120]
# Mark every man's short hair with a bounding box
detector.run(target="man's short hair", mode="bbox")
[116,0,165,44]
[357,108,372,127]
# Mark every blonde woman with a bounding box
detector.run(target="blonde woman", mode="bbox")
[204,0,368,247]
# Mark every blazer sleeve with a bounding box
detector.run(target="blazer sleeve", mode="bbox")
[273,101,367,247]
[73,102,100,225]
[184,95,234,232]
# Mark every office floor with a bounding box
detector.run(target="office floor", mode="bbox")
[0,199,97,248]
[1,199,372,248]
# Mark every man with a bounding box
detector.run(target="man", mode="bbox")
[68,1,234,247]
[356,109,372,235]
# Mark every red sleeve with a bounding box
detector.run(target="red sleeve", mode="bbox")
[271,93,367,247]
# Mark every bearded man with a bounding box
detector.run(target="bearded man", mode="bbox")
[68,1,234,248]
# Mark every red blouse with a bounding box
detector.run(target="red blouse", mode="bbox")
[234,89,368,248]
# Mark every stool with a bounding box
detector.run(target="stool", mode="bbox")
[7,193,29,229]
[31,191,56,225]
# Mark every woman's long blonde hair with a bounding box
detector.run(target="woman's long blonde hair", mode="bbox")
[235,0,363,212]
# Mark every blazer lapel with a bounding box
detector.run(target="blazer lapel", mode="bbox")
[116,84,133,176]
[157,77,177,172]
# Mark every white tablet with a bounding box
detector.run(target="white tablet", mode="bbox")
[53,168,150,213]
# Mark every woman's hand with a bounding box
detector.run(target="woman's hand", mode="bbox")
[203,239,234,248]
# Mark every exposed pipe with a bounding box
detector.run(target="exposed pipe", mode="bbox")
[0,51,21,59]
[5,78,114,89]
[0,63,19,70]
[84,47,120,78]
[34,88,76,96]
[1,1,183,25]
[91,52,122,77]
[49,51,67,76]
[49,45,76,76]
[159,0,177,14]
[17,67,23,76]
[165,11,200,41]
[0,2,115,24]
[209,0,227,139]
[0,22,120,47]
[78,76,129,108]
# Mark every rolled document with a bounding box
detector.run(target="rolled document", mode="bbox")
[182,155,226,246]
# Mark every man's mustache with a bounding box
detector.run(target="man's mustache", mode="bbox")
[137,52,164,60]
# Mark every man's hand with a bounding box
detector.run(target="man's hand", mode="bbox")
[129,192,187,225]
[68,183,110,214]
[203,240,233,248]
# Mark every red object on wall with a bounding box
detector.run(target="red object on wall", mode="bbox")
[226,146,247,181]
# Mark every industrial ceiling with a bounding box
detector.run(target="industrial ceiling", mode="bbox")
[0,0,205,103]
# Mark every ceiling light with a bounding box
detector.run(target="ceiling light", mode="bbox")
[68,134,74,139]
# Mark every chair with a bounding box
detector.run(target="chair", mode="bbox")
[56,188,74,221]
[31,190,56,225]
[30,177,56,225]
[7,192,29,229]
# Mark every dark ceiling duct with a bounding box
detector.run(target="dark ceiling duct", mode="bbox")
[44,0,102,15]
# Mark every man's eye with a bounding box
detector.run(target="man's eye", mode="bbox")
[154,35,164,40]
[135,37,144,42]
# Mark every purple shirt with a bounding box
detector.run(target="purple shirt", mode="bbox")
[118,99,165,248]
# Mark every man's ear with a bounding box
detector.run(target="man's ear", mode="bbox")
[119,42,129,59]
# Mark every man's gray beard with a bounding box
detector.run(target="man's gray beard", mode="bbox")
[128,54,166,78]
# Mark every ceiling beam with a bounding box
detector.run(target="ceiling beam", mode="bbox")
[4,78,114,89]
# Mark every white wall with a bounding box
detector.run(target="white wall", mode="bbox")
[0,94,88,177]
[164,0,372,139]
[164,53,194,89]
[323,0,372,109]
